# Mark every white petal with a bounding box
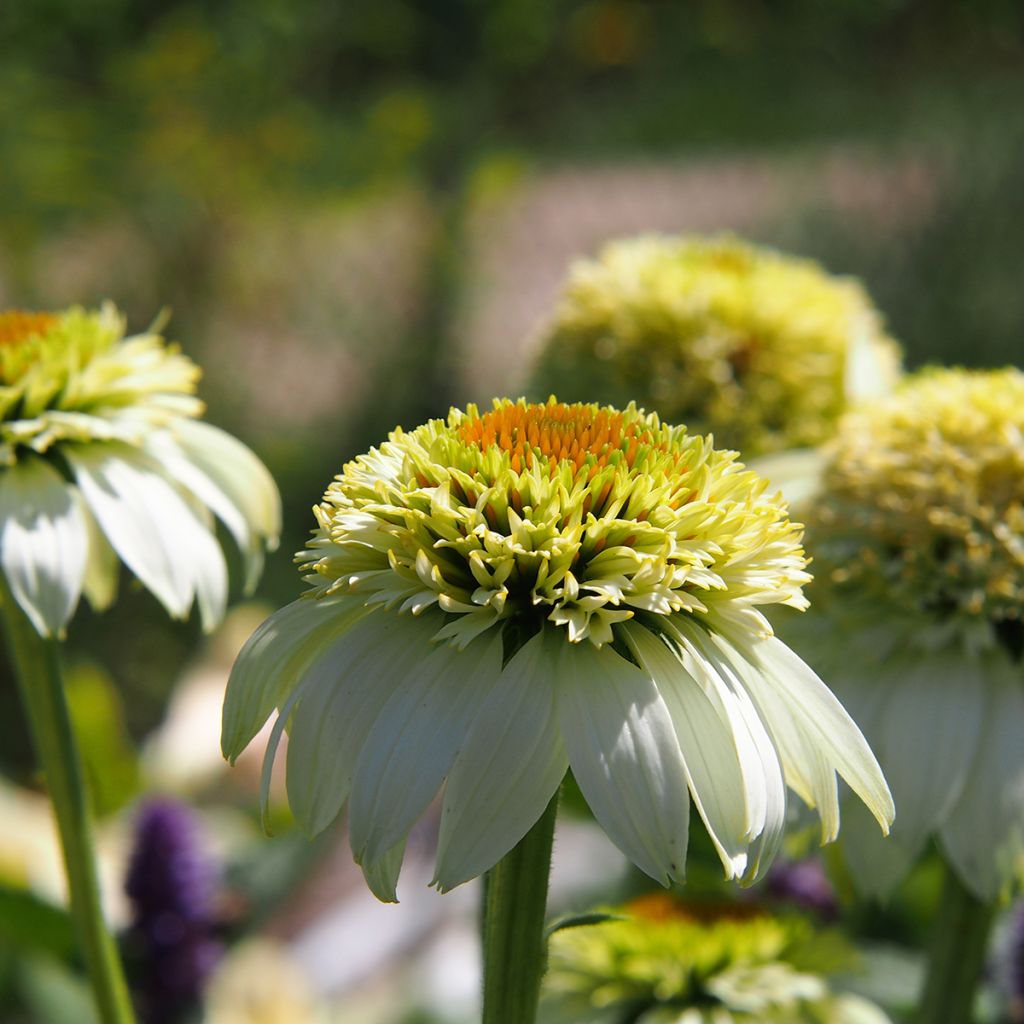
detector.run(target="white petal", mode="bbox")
[65,443,227,628]
[361,839,407,903]
[0,458,88,637]
[552,630,690,886]
[879,656,984,855]
[221,595,369,760]
[432,632,568,892]
[741,635,894,835]
[172,419,281,590]
[145,432,254,563]
[731,644,839,842]
[348,631,504,865]
[941,659,1024,901]
[681,626,787,882]
[80,500,119,613]
[286,610,443,837]
[622,621,751,880]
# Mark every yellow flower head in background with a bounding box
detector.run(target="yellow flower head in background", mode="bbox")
[531,234,901,457]
[224,398,891,902]
[791,367,1024,901]
[545,892,891,1024]
[0,304,280,636]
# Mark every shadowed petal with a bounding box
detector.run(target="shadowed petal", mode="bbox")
[348,631,504,865]
[433,631,567,892]
[941,660,1024,901]
[553,630,690,886]
[222,595,369,760]
[286,610,444,837]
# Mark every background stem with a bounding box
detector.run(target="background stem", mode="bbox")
[481,791,559,1024]
[916,857,994,1024]
[0,583,137,1024]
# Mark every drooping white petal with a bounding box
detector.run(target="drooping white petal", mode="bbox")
[348,630,505,866]
[65,443,228,628]
[432,631,568,892]
[221,595,369,760]
[878,657,984,855]
[80,500,119,613]
[362,839,407,904]
[740,635,894,835]
[0,457,88,637]
[622,621,751,880]
[729,644,839,842]
[677,624,787,882]
[941,660,1024,902]
[145,431,255,566]
[172,419,281,591]
[552,630,690,886]
[286,610,443,837]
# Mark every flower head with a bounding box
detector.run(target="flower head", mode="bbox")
[531,235,900,456]
[0,305,280,637]
[791,368,1024,899]
[224,398,892,901]
[545,892,890,1023]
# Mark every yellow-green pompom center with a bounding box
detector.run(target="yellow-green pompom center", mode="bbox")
[300,398,810,647]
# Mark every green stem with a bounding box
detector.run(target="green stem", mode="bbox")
[916,858,995,1024]
[0,583,136,1024]
[481,791,559,1024]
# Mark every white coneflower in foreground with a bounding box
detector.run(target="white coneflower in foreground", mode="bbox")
[224,397,892,904]
[0,305,280,637]
[790,367,1024,904]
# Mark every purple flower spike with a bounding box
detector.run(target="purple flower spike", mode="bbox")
[125,799,223,1024]
[764,857,840,921]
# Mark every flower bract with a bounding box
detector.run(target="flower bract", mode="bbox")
[0,305,280,637]
[531,234,901,457]
[223,398,892,901]
[788,367,1024,900]
[544,892,891,1023]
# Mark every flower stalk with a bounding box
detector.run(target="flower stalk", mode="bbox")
[481,790,559,1024]
[916,859,994,1024]
[0,577,136,1024]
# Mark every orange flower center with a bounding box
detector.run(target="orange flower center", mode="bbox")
[0,311,57,349]
[459,401,669,474]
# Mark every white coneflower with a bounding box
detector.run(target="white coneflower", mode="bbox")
[0,304,280,638]
[793,368,1024,903]
[0,304,280,1024]
[531,235,901,458]
[789,367,1024,1024]
[224,397,891,900]
[223,396,892,1024]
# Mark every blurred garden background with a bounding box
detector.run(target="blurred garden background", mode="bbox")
[1,1,1023,1021]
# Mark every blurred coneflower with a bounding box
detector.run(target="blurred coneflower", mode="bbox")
[0,304,279,1024]
[0,304,280,638]
[788,367,1024,1022]
[544,891,890,1023]
[530,235,901,459]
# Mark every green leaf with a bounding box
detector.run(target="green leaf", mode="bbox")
[546,911,626,937]
[0,885,76,959]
